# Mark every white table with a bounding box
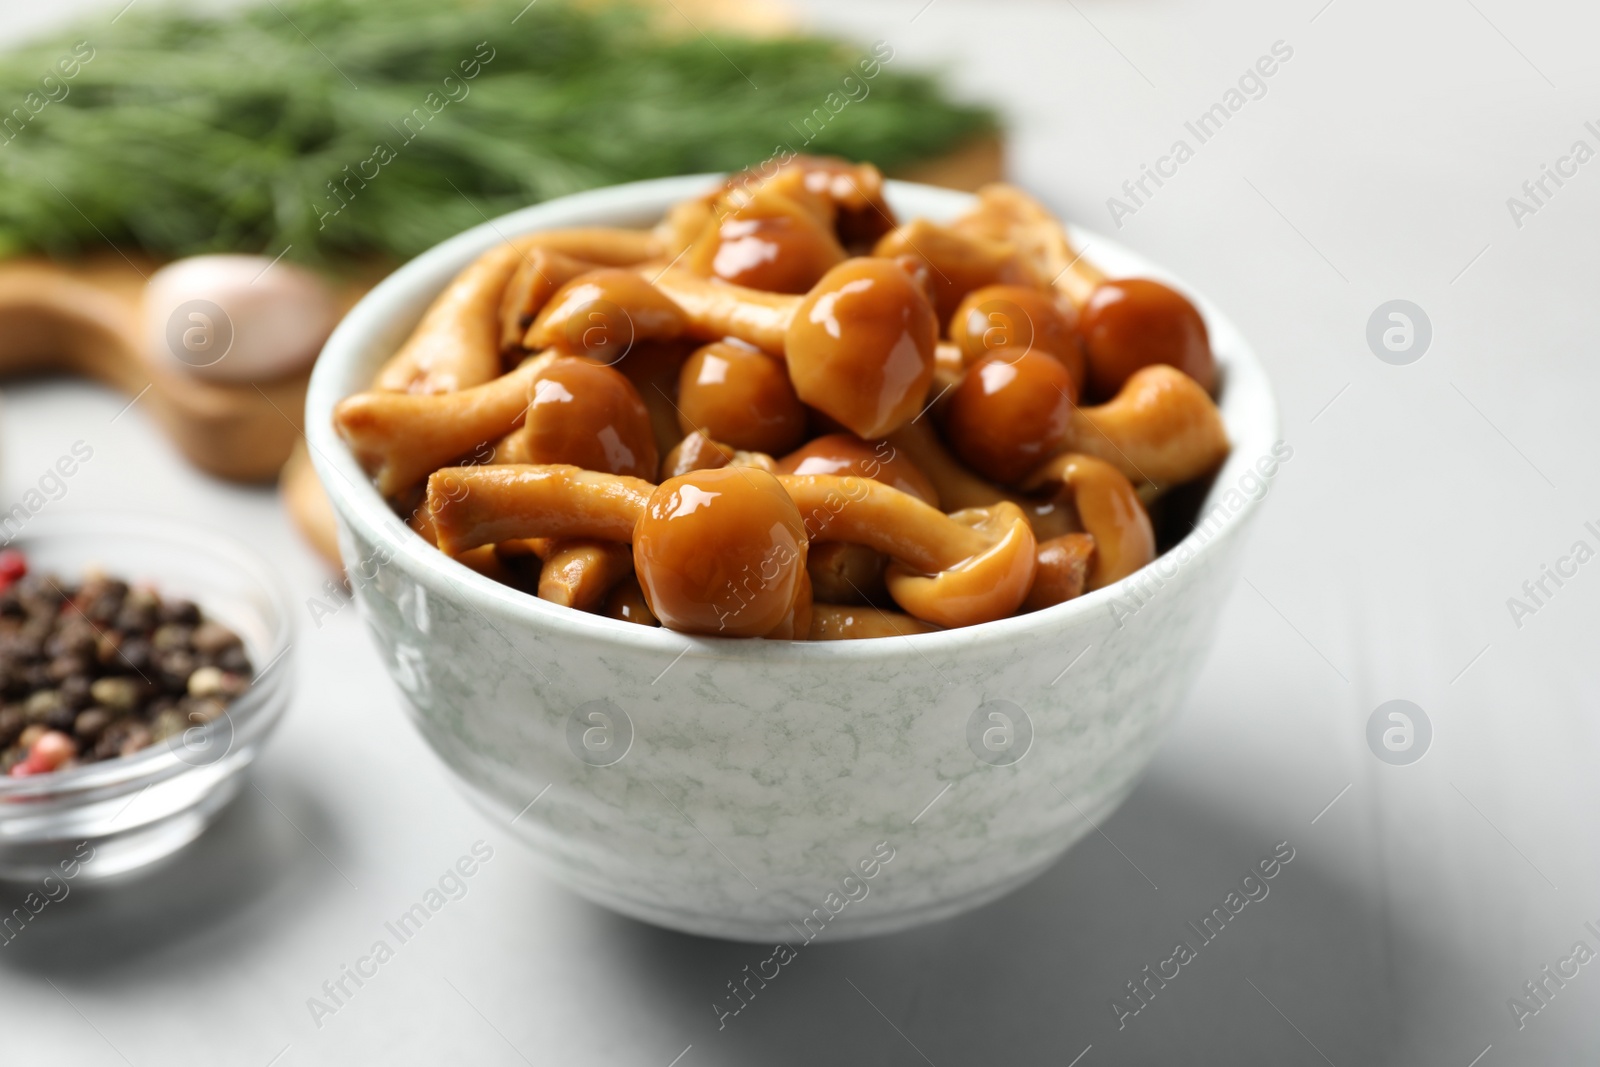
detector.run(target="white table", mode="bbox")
[2,1,1596,1063]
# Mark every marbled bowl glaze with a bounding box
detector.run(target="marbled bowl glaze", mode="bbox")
[306,176,1279,942]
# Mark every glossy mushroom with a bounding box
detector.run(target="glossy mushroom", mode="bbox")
[782,258,937,439]
[950,188,1215,399]
[1077,279,1216,400]
[498,247,603,356]
[776,433,938,506]
[949,284,1086,389]
[491,356,658,480]
[633,467,810,637]
[336,355,549,496]
[1021,454,1154,590]
[775,432,935,607]
[776,474,1036,627]
[651,258,937,439]
[871,218,1042,325]
[375,227,661,395]
[427,464,653,556]
[1068,364,1229,489]
[661,429,736,479]
[952,184,1103,305]
[676,340,807,454]
[524,269,687,364]
[942,349,1078,485]
[687,182,846,294]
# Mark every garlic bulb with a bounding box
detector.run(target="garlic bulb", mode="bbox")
[143,254,337,383]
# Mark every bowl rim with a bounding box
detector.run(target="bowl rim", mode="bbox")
[0,510,295,798]
[306,174,1280,662]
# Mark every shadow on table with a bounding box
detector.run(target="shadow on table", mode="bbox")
[0,775,341,977]
[582,775,1472,1067]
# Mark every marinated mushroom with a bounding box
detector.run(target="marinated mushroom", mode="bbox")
[1068,364,1229,489]
[1022,532,1096,612]
[376,228,661,395]
[649,258,936,439]
[498,247,603,356]
[782,258,937,439]
[661,429,737,479]
[686,181,846,294]
[535,539,635,612]
[428,464,652,556]
[871,218,1042,325]
[337,355,550,496]
[1077,279,1217,400]
[777,474,1036,627]
[1021,454,1154,590]
[490,356,658,480]
[633,468,810,637]
[524,268,688,362]
[949,284,1086,389]
[676,340,807,454]
[942,349,1078,485]
[777,433,938,506]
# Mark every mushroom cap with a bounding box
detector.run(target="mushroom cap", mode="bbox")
[1079,278,1215,400]
[633,467,809,637]
[943,349,1077,485]
[677,340,807,454]
[1021,453,1154,590]
[527,268,687,362]
[688,186,846,294]
[777,433,939,507]
[784,258,936,440]
[950,283,1086,390]
[521,356,659,480]
[885,502,1037,628]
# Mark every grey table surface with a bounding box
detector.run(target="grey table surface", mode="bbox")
[2,0,1597,1063]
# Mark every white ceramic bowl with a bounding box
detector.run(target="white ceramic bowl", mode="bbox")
[306,176,1279,942]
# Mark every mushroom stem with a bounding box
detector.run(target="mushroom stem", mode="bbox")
[1022,532,1095,611]
[806,541,887,604]
[774,473,1036,627]
[776,473,991,574]
[884,504,1037,627]
[646,267,796,354]
[427,464,652,556]
[498,248,603,355]
[1021,454,1154,590]
[336,355,552,496]
[809,604,941,640]
[537,539,635,611]
[883,419,1081,541]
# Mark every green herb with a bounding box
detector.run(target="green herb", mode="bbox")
[0,0,995,265]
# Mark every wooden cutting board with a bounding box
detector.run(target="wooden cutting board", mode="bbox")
[0,255,298,483]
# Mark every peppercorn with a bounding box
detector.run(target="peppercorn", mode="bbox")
[0,555,252,774]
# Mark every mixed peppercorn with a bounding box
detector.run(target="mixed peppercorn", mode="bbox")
[0,550,254,777]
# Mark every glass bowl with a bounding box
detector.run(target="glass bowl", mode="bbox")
[0,512,294,881]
